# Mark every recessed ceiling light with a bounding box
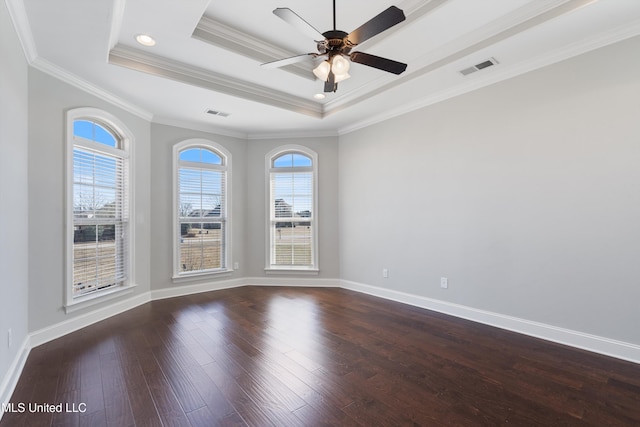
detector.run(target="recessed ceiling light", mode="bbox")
[313,93,326,100]
[135,34,156,47]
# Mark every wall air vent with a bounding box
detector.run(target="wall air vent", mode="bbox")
[205,109,230,118]
[459,57,499,76]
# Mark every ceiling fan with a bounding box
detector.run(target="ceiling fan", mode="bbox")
[262,1,408,93]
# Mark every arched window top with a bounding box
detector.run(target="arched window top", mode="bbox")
[266,145,318,271]
[173,139,230,277]
[66,108,133,308]
[73,119,118,148]
[272,152,312,168]
[179,147,223,165]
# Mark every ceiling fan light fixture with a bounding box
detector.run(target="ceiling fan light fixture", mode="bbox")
[334,72,350,83]
[313,60,331,81]
[270,3,407,92]
[331,54,350,75]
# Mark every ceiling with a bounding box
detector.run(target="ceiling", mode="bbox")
[9,0,640,138]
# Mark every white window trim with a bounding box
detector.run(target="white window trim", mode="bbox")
[265,144,319,272]
[64,107,136,312]
[172,139,232,281]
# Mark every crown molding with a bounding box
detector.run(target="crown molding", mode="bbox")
[5,0,38,62]
[152,115,249,140]
[109,44,323,119]
[247,129,339,141]
[30,57,154,121]
[11,0,637,139]
[325,0,596,117]
[354,0,450,47]
[192,1,451,84]
[5,0,152,121]
[107,0,127,51]
[193,16,315,81]
[400,0,449,16]
[339,17,640,135]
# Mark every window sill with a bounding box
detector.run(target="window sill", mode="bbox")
[172,269,233,283]
[264,268,319,276]
[65,284,136,314]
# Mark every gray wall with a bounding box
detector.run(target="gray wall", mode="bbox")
[149,123,248,290]
[0,0,29,390]
[148,127,340,285]
[339,36,640,345]
[3,5,638,377]
[27,69,151,332]
[246,136,340,279]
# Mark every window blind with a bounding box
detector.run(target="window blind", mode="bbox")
[72,145,128,296]
[178,164,226,272]
[270,170,313,266]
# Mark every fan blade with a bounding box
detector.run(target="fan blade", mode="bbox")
[324,71,336,92]
[261,53,315,69]
[350,51,407,75]
[273,8,324,41]
[347,6,405,46]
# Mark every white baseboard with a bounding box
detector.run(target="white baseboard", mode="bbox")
[151,277,245,301]
[341,279,640,365]
[3,291,152,414]
[244,276,341,288]
[0,336,30,422]
[4,276,639,418]
[29,292,151,348]
[30,275,335,349]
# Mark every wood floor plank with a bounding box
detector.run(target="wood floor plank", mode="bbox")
[151,346,207,413]
[79,408,107,427]
[3,286,640,427]
[100,352,136,427]
[114,332,164,427]
[202,360,288,427]
[51,389,81,427]
[185,405,223,427]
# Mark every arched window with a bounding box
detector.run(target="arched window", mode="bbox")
[173,140,230,278]
[66,108,132,309]
[267,146,318,271]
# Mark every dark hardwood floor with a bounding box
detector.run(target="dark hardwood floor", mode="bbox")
[2,286,640,426]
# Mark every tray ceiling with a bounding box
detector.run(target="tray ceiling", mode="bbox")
[8,0,640,137]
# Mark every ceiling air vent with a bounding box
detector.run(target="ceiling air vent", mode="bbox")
[459,57,499,76]
[205,109,230,118]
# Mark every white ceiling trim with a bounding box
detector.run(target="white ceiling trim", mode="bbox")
[247,129,339,141]
[324,0,595,116]
[5,0,37,62]
[107,0,126,51]
[338,18,640,136]
[152,116,249,139]
[31,57,154,121]
[193,16,315,81]
[108,44,324,118]
[5,0,153,121]
[358,0,450,44]
[192,0,451,84]
[400,0,448,16]
[10,0,639,141]
[105,0,459,122]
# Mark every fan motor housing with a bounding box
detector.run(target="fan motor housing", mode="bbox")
[322,30,350,50]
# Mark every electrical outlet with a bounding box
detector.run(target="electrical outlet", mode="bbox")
[382,268,389,278]
[440,277,448,289]
[7,328,12,348]
[233,262,240,270]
